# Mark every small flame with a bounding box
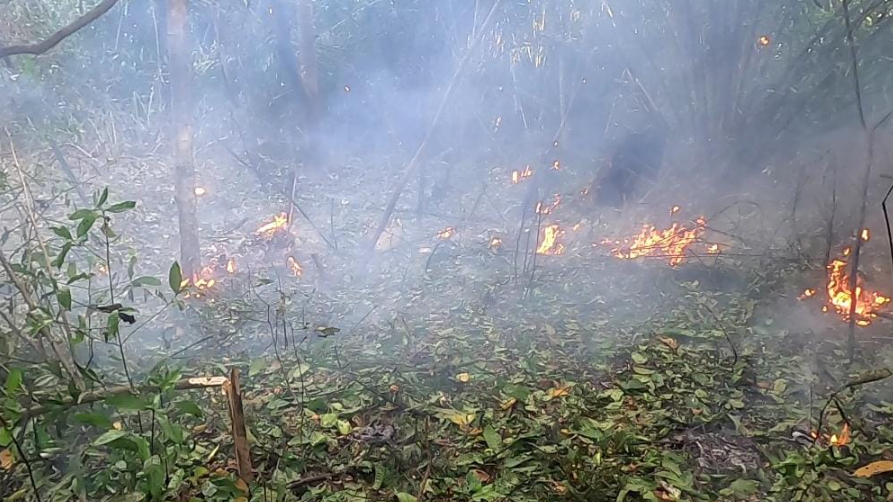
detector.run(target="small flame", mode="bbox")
[758,35,771,47]
[707,243,720,254]
[800,288,816,299]
[536,194,561,215]
[194,187,207,196]
[537,224,566,255]
[551,160,561,170]
[572,222,583,232]
[671,205,681,215]
[610,217,707,266]
[489,237,503,250]
[226,258,237,274]
[842,246,851,257]
[287,256,303,277]
[256,213,289,237]
[821,252,890,325]
[813,423,850,447]
[437,227,457,240]
[861,228,870,241]
[511,165,533,184]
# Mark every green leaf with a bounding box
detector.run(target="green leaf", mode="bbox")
[51,242,72,269]
[96,187,109,207]
[57,288,72,311]
[728,478,759,496]
[168,262,183,294]
[106,201,136,213]
[105,393,148,411]
[50,226,72,240]
[73,413,114,429]
[69,209,94,221]
[249,358,266,377]
[372,462,385,490]
[106,312,120,341]
[4,368,23,396]
[175,400,204,418]
[93,429,129,446]
[396,493,418,502]
[76,213,96,238]
[144,455,165,500]
[132,276,161,287]
[483,425,502,450]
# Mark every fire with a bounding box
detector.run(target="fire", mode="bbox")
[535,194,561,215]
[610,217,707,266]
[861,228,870,241]
[181,264,217,292]
[800,288,816,299]
[511,165,533,184]
[437,227,457,240]
[812,423,851,447]
[489,237,503,250]
[671,205,681,215]
[758,35,771,47]
[823,253,890,324]
[536,224,566,255]
[194,186,207,196]
[551,160,561,170]
[256,213,288,237]
[287,256,303,277]
[707,243,720,254]
[226,258,237,274]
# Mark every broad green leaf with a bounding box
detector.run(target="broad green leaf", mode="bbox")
[168,262,183,294]
[105,393,148,411]
[73,413,114,430]
[106,312,120,341]
[483,425,502,450]
[249,358,266,376]
[69,209,93,221]
[175,400,203,418]
[396,493,418,502]
[57,288,72,311]
[93,429,129,446]
[106,201,136,213]
[132,276,161,287]
[76,213,96,238]
[50,226,72,240]
[4,368,22,396]
[144,455,165,500]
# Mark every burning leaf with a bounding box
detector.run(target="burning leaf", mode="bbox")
[609,217,707,266]
[226,258,237,274]
[671,205,681,215]
[256,213,288,237]
[823,253,890,325]
[861,228,870,241]
[489,237,503,251]
[853,460,893,478]
[535,194,561,215]
[511,165,533,184]
[537,224,566,255]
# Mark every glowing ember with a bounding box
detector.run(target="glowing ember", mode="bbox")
[671,205,681,215]
[535,194,561,215]
[800,288,816,299]
[610,217,707,266]
[194,187,207,196]
[437,227,457,240]
[489,237,503,250]
[861,228,870,241]
[758,35,771,47]
[551,160,561,170]
[226,258,237,274]
[536,224,566,255]
[287,256,303,277]
[256,213,289,237]
[822,253,890,324]
[707,244,720,254]
[181,265,217,292]
[511,165,533,184]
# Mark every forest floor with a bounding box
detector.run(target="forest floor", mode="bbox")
[3,136,893,502]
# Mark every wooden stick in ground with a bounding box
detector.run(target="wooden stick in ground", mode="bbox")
[225,368,254,483]
[364,0,504,255]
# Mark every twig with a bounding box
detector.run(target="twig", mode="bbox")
[0,0,121,59]
[700,302,739,366]
[0,415,41,502]
[814,369,891,444]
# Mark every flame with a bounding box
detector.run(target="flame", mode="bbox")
[551,160,561,170]
[437,227,457,240]
[511,166,533,184]
[536,194,561,215]
[861,228,870,241]
[671,205,681,215]
[256,213,289,237]
[707,244,720,254]
[287,256,303,277]
[489,237,503,250]
[194,186,207,196]
[226,258,237,274]
[823,253,890,324]
[537,224,566,255]
[812,424,850,447]
[610,217,706,266]
[758,35,771,47]
[800,288,816,299]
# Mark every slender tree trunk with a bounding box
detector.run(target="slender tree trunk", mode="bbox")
[168,0,201,277]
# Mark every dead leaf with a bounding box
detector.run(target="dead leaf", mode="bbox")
[500,397,517,410]
[472,469,491,483]
[0,449,13,470]
[235,478,249,493]
[658,336,679,350]
[456,373,472,383]
[854,460,893,478]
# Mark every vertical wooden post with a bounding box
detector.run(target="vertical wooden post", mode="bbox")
[225,368,253,483]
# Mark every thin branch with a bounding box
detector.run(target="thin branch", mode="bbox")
[0,0,121,59]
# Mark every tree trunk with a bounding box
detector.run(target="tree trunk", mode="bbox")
[168,0,201,278]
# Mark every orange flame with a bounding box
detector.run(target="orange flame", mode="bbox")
[437,227,457,240]
[537,224,566,255]
[823,253,890,324]
[226,258,237,274]
[536,194,561,215]
[489,237,503,250]
[287,256,303,277]
[861,228,870,241]
[256,213,289,237]
[671,205,681,215]
[511,166,533,184]
[812,423,850,447]
[610,217,706,266]
[758,35,771,47]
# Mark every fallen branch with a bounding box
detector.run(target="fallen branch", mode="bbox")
[0,0,121,59]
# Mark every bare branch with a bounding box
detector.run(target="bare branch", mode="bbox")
[0,0,121,60]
